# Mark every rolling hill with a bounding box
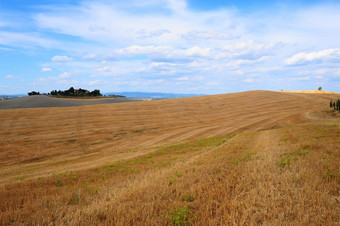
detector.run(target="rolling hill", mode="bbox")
[0,90,339,225]
[0,95,138,109]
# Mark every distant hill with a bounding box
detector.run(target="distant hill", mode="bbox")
[0,94,26,99]
[0,95,138,109]
[105,92,206,99]
[280,90,340,94]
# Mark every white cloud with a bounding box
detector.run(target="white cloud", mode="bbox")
[183,46,212,57]
[243,78,254,83]
[96,66,109,72]
[116,45,174,56]
[83,54,97,60]
[0,31,58,48]
[34,0,239,48]
[176,76,189,81]
[232,70,244,75]
[5,74,14,79]
[181,30,235,41]
[52,55,73,62]
[116,45,217,61]
[136,29,170,39]
[220,41,279,59]
[150,62,176,67]
[335,69,340,76]
[59,72,70,78]
[290,76,310,81]
[42,67,53,72]
[207,82,219,86]
[4,74,21,80]
[285,49,340,65]
[89,80,100,85]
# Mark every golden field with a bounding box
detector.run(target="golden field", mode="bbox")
[0,90,339,225]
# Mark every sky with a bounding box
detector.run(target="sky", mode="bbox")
[0,0,340,95]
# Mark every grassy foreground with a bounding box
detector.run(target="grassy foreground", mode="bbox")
[0,118,339,225]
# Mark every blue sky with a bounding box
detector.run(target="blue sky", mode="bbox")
[1,0,340,94]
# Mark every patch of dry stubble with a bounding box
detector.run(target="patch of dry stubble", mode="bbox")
[0,120,339,225]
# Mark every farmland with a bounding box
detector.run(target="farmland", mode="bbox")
[0,90,339,224]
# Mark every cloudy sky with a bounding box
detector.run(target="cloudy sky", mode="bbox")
[1,0,340,95]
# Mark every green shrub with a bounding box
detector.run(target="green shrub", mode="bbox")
[181,193,195,202]
[169,206,195,226]
[57,180,62,187]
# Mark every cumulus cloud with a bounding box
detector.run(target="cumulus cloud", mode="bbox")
[207,82,219,86]
[96,66,109,72]
[220,41,280,60]
[176,76,189,81]
[181,30,235,41]
[83,54,97,60]
[5,74,13,79]
[290,76,310,81]
[285,49,340,65]
[243,78,254,83]
[89,80,100,85]
[150,62,176,67]
[42,67,53,72]
[5,74,18,79]
[232,70,244,75]
[52,55,73,62]
[136,29,170,39]
[116,45,174,56]
[116,45,215,62]
[59,72,70,78]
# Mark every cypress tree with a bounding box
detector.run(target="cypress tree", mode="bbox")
[335,100,337,111]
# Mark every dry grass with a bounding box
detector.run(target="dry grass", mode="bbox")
[0,91,339,225]
[280,90,340,94]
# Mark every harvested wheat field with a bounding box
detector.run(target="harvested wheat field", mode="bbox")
[0,90,339,225]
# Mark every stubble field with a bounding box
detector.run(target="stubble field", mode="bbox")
[0,90,339,225]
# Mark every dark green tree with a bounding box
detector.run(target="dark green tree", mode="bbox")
[28,91,40,96]
[90,89,101,96]
[68,87,75,95]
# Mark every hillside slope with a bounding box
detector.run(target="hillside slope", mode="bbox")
[0,90,338,169]
[0,95,137,109]
[0,90,339,224]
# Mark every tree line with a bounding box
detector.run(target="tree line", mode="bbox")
[28,87,102,97]
[330,99,340,112]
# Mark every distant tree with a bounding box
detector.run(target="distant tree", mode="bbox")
[77,88,87,96]
[331,99,340,112]
[28,91,40,96]
[318,87,322,90]
[90,89,102,96]
[48,87,101,97]
[69,87,75,94]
